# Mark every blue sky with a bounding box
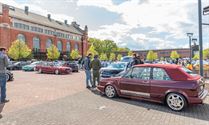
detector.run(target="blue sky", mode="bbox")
[2,0,209,50]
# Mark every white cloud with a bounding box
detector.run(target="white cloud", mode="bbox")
[1,0,74,23]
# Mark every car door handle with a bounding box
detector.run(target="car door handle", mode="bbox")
[142,81,149,84]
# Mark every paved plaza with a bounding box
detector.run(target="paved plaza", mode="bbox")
[0,71,209,125]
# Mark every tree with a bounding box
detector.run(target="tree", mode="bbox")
[87,44,98,57]
[100,53,108,61]
[46,44,60,60]
[193,54,199,60]
[70,50,80,60]
[170,51,180,59]
[203,48,209,59]
[109,53,116,61]
[117,54,122,61]
[146,50,156,62]
[8,40,31,60]
[88,38,118,57]
[153,52,158,60]
[118,47,130,52]
[128,51,133,56]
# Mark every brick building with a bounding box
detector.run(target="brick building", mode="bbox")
[0,3,89,59]
[117,48,191,59]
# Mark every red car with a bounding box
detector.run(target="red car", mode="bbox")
[97,64,208,111]
[35,62,72,75]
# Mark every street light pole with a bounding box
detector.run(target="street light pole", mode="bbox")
[198,0,204,76]
[187,33,193,62]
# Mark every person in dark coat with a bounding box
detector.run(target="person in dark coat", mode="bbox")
[83,53,92,88]
[90,55,101,88]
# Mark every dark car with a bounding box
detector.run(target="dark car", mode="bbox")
[100,62,128,78]
[6,70,14,82]
[97,64,208,111]
[63,62,79,72]
[7,61,31,70]
[35,62,72,75]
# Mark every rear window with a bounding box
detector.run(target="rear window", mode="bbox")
[181,67,197,76]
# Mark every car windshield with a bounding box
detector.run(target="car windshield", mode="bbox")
[107,63,126,69]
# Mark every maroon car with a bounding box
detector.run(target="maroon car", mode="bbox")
[97,64,208,111]
[35,62,72,75]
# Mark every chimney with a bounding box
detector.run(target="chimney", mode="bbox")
[24,6,29,15]
[71,21,80,28]
[47,14,51,21]
[64,20,68,25]
[2,4,10,23]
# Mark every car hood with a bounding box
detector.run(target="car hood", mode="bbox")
[23,65,35,68]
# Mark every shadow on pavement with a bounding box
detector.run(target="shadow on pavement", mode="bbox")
[91,89,209,122]
[0,103,5,119]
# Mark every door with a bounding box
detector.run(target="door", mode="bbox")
[119,67,151,98]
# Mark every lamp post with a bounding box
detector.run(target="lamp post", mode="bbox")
[187,33,193,62]
[192,38,198,57]
[198,0,204,76]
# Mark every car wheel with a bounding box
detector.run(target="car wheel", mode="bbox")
[6,73,10,82]
[33,67,36,71]
[105,85,117,98]
[166,93,187,111]
[38,69,42,73]
[55,70,59,75]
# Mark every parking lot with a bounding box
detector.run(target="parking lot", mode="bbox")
[0,71,209,125]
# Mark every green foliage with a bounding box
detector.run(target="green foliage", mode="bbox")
[117,54,122,61]
[99,53,108,61]
[46,44,60,60]
[203,48,209,59]
[109,53,116,61]
[8,40,31,60]
[87,44,98,57]
[88,38,118,57]
[146,50,157,61]
[117,47,130,52]
[193,48,209,60]
[128,51,133,56]
[170,51,180,59]
[193,54,199,60]
[70,50,80,60]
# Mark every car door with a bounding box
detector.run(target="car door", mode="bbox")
[150,68,172,100]
[119,67,151,98]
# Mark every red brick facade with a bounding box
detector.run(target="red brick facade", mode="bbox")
[0,4,89,59]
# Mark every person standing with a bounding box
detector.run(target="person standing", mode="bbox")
[131,53,140,66]
[90,55,101,88]
[83,53,92,88]
[0,47,9,103]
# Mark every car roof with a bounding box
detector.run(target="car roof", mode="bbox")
[135,64,180,69]
[134,64,200,81]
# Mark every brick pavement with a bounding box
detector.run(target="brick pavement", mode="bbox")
[0,71,209,125]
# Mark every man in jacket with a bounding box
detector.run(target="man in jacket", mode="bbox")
[90,55,101,88]
[83,53,92,88]
[0,47,9,103]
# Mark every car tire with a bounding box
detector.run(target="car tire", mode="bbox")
[55,70,59,75]
[105,85,117,98]
[6,73,10,82]
[166,93,187,111]
[38,69,42,74]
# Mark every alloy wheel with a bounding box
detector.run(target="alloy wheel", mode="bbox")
[105,85,116,98]
[166,93,186,111]
[38,69,42,73]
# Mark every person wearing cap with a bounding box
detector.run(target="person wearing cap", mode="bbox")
[90,55,101,88]
[0,47,9,103]
[83,53,93,88]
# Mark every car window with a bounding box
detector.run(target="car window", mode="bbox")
[153,68,171,81]
[123,67,151,80]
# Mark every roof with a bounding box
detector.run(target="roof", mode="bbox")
[135,64,201,81]
[0,3,84,35]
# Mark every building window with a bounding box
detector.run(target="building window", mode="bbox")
[33,37,40,51]
[17,34,26,43]
[46,39,52,49]
[66,41,71,52]
[57,41,62,52]
[74,43,79,51]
